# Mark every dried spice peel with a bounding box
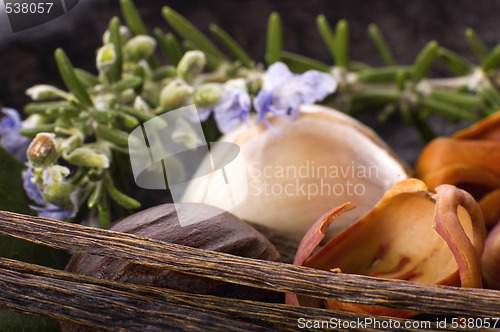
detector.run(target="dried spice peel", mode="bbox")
[416,112,500,228]
[287,179,485,318]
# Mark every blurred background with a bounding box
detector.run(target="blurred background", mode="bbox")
[1,0,500,163]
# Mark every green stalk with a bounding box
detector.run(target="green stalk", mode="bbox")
[95,124,137,147]
[106,17,123,84]
[265,12,282,66]
[87,182,103,209]
[74,69,100,87]
[97,196,110,228]
[113,76,143,92]
[162,7,226,64]
[356,66,411,83]
[19,124,56,138]
[210,24,252,68]
[55,48,93,107]
[316,15,336,62]
[418,97,477,121]
[105,180,141,209]
[24,101,80,115]
[430,89,483,109]
[437,47,473,75]
[367,24,396,66]
[280,51,331,73]
[466,28,489,60]
[119,0,147,35]
[481,44,500,71]
[334,19,349,68]
[412,41,438,83]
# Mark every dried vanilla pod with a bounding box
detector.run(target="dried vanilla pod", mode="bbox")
[286,179,486,318]
[62,203,280,331]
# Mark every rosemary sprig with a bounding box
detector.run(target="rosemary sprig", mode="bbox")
[16,0,500,226]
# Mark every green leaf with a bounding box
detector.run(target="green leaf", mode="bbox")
[113,76,143,92]
[162,7,226,64]
[367,24,396,66]
[74,68,100,87]
[430,89,483,109]
[119,0,147,35]
[210,24,252,68]
[106,17,123,83]
[334,19,349,68]
[481,44,500,71]
[154,29,183,66]
[0,147,69,331]
[418,97,477,121]
[19,124,56,138]
[316,15,336,62]
[280,51,331,73]
[436,47,473,75]
[105,180,140,209]
[265,12,282,66]
[54,49,93,107]
[95,124,135,147]
[412,40,438,83]
[465,28,489,60]
[356,66,411,83]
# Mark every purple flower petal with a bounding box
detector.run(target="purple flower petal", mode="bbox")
[295,70,337,104]
[22,167,45,205]
[208,84,251,134]
[0,108,30,161]
[22,165,77,221]
[254,63,336,129]
[30,204,77,221]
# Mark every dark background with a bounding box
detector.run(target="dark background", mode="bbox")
[1,0,499,164]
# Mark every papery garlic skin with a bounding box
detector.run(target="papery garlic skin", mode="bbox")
[181,104,410,236]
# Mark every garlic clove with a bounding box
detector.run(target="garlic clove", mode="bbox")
[182,104,411,237]
[287,179,485,318]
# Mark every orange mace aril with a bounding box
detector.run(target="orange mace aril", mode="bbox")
[415,112,500,229]
[286,179,485,318]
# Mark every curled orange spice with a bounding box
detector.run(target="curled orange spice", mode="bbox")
[286,179,485,318]
[415,112,500,228]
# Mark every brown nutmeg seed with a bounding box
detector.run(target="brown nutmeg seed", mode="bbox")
[62,203,280,332]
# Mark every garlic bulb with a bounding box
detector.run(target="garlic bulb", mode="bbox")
[181,104,410,236]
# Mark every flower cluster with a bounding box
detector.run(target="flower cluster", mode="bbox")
[5,0,493,226]
[197,62,337,133]
[0,109,78,220]
[254,62,337,130]
[0,108,30,160]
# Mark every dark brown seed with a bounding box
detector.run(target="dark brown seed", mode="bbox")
[62,203,281,332]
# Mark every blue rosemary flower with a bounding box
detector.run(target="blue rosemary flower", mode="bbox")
[0,108,30,160]
[254,62,337,127]
[199,79,251,133]
[22,166,77,221]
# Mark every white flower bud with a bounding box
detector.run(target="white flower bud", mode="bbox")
[26,85,71,101]
[96,44,116,73]
[159,79,194,111]
[123,35,157,61]
[193,83,223,108]
[64,147,110,168]
[27,133,58,167]
[177,50,206,84]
